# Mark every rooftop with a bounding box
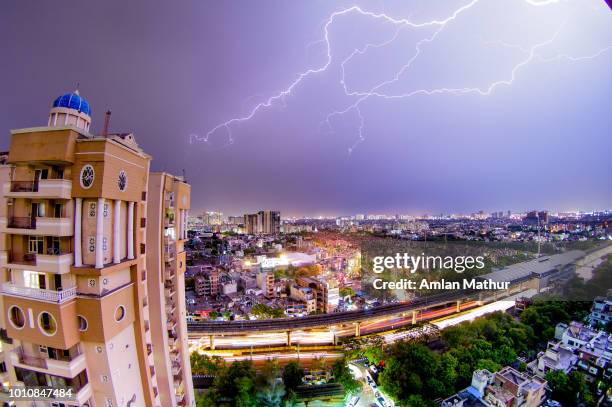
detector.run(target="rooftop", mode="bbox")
[479,250,585,283]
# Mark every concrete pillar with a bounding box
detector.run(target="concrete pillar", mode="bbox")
[412,310,418,325]
[95,198,105,268]
[184,210,188,239]
[354,322,361,337]
[180,210,185,239]
[287,331,292,346]
[209,335,215,350]
[127,201,134,260]
[74,198,82,267]
[456,300,461,313]
[113,200,121,264]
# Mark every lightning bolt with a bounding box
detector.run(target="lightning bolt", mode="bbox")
[192,0,611,153]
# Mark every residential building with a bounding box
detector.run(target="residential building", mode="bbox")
[289,285,316,314]
[256,271,275,299]
[527,341,578,378]
[244,214,259,235]
[0,90,193,406]
[146,172,194,407]
[296,277,339,314]
[194,270,219,297]
[483,366,546,407]
[243,211,280,235]
[442,370,492,407]
[588,297,611,327]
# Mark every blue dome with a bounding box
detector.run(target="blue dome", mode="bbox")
[52,91,91,116]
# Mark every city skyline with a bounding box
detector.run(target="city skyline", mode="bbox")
[1,0,611,216]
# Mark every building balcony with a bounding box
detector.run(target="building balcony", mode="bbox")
[164,248,175,263]
[0,216,73,236]
[164,285,176,298]
[3,179,72,199]
[164,269,176,281]
[166,302,176,315]
[167,318,177,330]
[1,252,73,274]
[10,346,86,379]
[74,383,93,406]
[2,283,76,303]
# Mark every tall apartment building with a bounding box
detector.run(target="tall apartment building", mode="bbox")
[243,211,280,235]
[146,172,194,407]
[0,90,194,407]
[243,214,259,235]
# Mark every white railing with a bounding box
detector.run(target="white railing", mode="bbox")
[1,283,76,303]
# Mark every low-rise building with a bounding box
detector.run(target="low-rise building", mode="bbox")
[194,270,219,297]
[289,284,316,314]
[527,341,577,378]
[483,366,546,407]
[588,297,612,327]
[256,271,275,298]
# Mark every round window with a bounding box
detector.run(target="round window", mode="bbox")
[39,312,57,336]
[118,170,128,192]
[77,315,88,331]
[114,305,126,322]
[80,164,95,189]
[8,306,25,329]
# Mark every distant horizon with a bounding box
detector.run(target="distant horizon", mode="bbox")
[190,206,612,219]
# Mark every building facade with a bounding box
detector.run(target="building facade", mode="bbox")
[0,91,193,407]
[145,172,194,407]
[243,211,280,235]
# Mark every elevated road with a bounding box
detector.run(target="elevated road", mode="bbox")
[187,289,486,335]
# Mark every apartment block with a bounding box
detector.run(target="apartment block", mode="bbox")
[0,91,193,407]
[256,271,275,299]
[243,211,280,235]
[146,172,194,407]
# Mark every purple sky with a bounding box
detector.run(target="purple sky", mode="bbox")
[1,0,611,217]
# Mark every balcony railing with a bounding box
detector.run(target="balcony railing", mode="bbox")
[15,347,48,369]
[4,179,72,199]
[7,217,36,229]
[5,252,72,274]
[10,180,39,193]
[2,283,76,303]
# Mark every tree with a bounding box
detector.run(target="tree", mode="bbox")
[211,360,257,406]
[331,359,360,395]
[545,370,570,404]
[256,360,285,407]
[190,353,225,375]
[405,394,431,407]
[282,361,304,391]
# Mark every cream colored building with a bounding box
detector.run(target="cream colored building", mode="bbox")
[0,91,193,406]
[145,172,194,407]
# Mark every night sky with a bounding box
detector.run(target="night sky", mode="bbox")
[1,1,611,216]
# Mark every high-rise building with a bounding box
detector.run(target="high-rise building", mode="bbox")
[260,210,280,235]
[243,211,280,235]
[0,90,194,407]
[146,172,194,407]
[201,211,223,226]
[244,213,259,235]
